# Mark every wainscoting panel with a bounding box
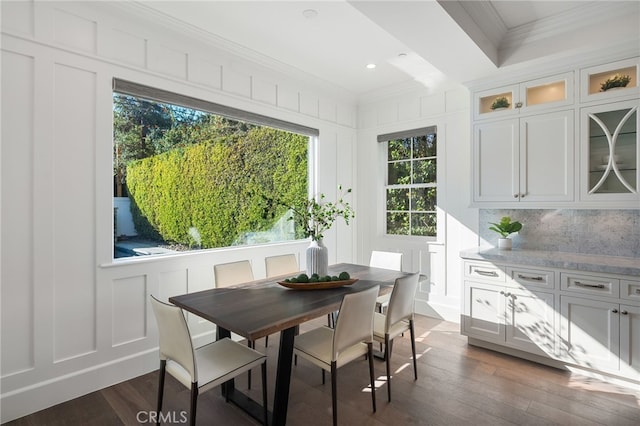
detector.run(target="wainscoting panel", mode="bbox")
[104,28,146,68]
[53,8,97,54]
[1,50,36,376]
[52,62,97,363]
[147,40,187,79]
[112,275,147,347]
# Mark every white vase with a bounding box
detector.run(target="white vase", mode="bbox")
[498,238,512,250]
[306,239,328,277]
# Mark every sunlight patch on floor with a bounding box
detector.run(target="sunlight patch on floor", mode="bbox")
[565,368,640,404]
[362,377,388,392]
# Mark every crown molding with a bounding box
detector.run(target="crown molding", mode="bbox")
[500,1,639,51]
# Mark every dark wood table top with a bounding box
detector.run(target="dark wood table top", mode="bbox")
[169,263,407,341]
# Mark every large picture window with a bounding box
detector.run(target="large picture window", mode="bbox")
[380,127,437,237]
[112,79,314,258]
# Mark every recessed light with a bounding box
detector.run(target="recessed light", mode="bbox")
[302,9,318,19]
[398,53,407,57]
[366,63,376,69]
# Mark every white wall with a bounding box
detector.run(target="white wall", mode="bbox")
[355,87,479,322]
[0,1,359,421]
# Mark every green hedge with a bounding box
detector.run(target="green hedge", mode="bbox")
[126,127,307,248]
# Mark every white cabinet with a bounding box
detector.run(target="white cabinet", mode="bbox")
[462,263,556,357]
[474,72,574,120]
[559,272,639,379]
[473,110,574,204]
[580,57,639,103]
[559,295,620,371]
[620,304,640,380]
[559,296,640,382]
[580,99,639,204]
[462,257,640,384]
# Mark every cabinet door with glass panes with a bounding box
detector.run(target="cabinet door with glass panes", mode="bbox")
[581,99,639,204]
[385,129,437,238]
[473,72,573,121]
[580,57,639,103]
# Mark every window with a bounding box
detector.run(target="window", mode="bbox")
[380,127,437,237]
[112,79,315,258]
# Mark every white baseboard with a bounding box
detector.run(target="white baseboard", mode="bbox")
[0,349,158,423]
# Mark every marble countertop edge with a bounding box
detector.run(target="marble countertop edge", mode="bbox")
[460,247,640,277]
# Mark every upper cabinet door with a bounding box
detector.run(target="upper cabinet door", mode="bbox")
[519,110,574,203]
[518,72,574,114]
[580,57,640,103]
[474,84,519,121]
[473,119,519,203]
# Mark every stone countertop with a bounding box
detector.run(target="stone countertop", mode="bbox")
[460,247,640,277]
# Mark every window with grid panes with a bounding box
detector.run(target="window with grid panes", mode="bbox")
[383,128,437,237]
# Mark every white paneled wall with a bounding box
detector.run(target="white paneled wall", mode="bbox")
[356,87,479,321]
[0,1,356,422]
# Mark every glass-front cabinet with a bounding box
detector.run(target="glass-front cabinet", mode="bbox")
[474,72,573,120]
[582,100,639,202]
[580,58,639,102]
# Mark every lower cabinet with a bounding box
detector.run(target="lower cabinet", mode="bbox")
[559,295,640,381]
[559,295,620,371]
[462,259,640,384]
[463,281,555,357]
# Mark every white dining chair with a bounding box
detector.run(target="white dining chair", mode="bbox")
[373,272,420,402]
[150,295,268,426]
[369,251,403,313]
[265,253,298,278]
[214,260,255,288]
[293,285,379,426]
[213,260,263,389]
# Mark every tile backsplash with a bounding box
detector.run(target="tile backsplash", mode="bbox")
[479,209,640,257]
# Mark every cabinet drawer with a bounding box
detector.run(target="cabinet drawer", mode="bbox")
[464,262,506,282]
[508,266,555,289]
[621,280,640,302]
[561,273,620,298]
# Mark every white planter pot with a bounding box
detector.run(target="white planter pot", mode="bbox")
[498,238,512,250]
[306,239,328,277]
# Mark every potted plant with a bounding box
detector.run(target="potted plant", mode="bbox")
[489,216,522,250]
[491,96,510,110]
[285,186,354,276]
[600,74,631,92]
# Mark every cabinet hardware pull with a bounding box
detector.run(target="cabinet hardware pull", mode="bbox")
[520,193,525,198]
[621,311,629,315]
[476,270,498,277]
[574,281,605,289]
[636,289,640,294]
[612,309,618,314]
[513,194,519,198]
[518,274,543,281]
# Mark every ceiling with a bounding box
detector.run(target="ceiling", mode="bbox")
[129,1,639,97]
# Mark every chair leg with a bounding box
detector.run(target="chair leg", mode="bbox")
[367,342,376,413]
[322,368,325,385]
[385,334,392,402]
[156,360,166,423]
[190,382,199,426]
[410,320,418,380]
[265,335,269,347]
[261,361,268,426]
[331,362,338,426]
[247,340,254,389]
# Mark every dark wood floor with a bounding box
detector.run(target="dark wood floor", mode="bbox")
[7,315,640,425]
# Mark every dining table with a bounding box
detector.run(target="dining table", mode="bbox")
[169,262,409,426]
